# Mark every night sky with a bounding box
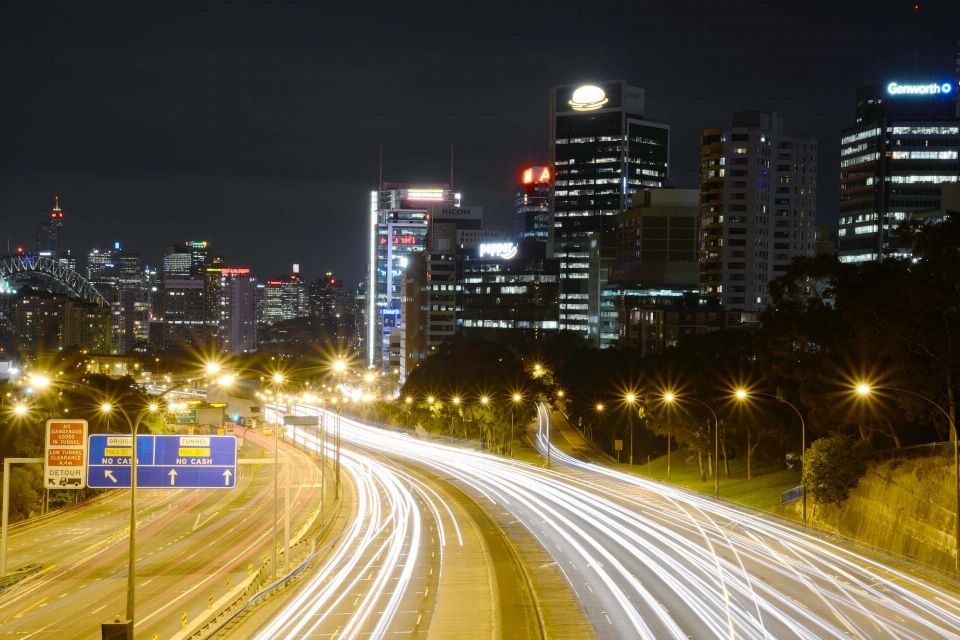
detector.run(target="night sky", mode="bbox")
[2,1,959,287]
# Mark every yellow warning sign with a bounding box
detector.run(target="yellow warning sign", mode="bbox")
[178,448,211,457]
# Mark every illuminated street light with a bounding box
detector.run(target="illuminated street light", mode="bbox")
[624,392,638,468]
[510,393,523,458]
[663,391,720,498]
[13,404,27,416]
[735,388,807,524]
[854,381,959,573]
[30,375,51,389]
[205,362,221,375]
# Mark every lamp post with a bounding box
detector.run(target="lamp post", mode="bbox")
[270,373,284,577]
[479,396,490,450]
[31,373,189,627]
[595,403,606,459]
[625,393,637,468]
[546,390,563,469]
[664,392,720,498]
[736,389,807,524]
[856,383,959,574]
[451,396,462,440]
[510,393,522,458]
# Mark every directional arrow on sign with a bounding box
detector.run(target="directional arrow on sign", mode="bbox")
[168,469,178,485]
[105,470,117,483]
[223,470,232,486]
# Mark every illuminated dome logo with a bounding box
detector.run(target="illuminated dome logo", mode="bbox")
[568,85,608,111]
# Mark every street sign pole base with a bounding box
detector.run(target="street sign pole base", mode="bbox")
[101,618,132,640]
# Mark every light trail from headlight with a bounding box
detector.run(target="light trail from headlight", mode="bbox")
[274,402,960,640]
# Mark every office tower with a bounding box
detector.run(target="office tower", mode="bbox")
[700,111,817,313]
[309,273,344,323]
[163,245,193,277]
[549,80,671,336]
[162,277,206,347]
[514,166,551,241]
[204,255,225,344]
[367,183,459,368]
[460,240,560,343]
[262,269,305,323]
[115,250,143,290]
[87,246,114,287]
[111,249,146,354]
[609,189,702,352]
[163,241,209,278]
[218,267,257,355]
[838,81,959,262]
[34,196,65,258]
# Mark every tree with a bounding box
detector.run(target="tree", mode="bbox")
[803,434,873,504]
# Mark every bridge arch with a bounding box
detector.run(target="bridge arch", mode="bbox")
[0,254,107,307]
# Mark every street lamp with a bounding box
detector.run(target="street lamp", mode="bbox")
[30,374,182,627]
[856,382,959,573]
[624,392,637,468]
[510,393,521,458]
[736,388,807,524]
[595,403,606,458]
[451,396,462,439]
[663,391,720,498]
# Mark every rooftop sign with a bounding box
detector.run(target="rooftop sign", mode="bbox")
[887,82,953,96]
[479,242,518,259]
[568,85,608,111]
[522,167,551,184]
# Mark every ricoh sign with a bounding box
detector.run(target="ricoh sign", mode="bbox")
[429,205,483,221]
[887,82,954,96]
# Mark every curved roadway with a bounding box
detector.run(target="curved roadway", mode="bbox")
[269,402,960,640]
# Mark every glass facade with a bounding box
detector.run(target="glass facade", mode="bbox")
[550,80,670,336]
[838,84,960,262]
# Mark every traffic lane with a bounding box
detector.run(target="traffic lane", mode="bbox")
[542,444,960,639]
[1,439,318,639]
[327,411,960,640]
[282,407,594,639]
[0,486,218,639]
[2,488,181,570]
[134,437,323,640]
[245,444,430,639]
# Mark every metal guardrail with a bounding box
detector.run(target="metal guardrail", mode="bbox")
[874,441,954,462]
[782,485,803,504]
[191,499,348,639]
[0,564,43,592]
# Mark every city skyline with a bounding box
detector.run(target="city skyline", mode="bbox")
[2,1,960,286]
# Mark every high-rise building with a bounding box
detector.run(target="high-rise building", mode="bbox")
[262,269,305,323]
[367,183,460,368]
[34,196,65,258]
[309,273,344,322]
[162,277,206,347]
[514,166,551,242]
[218,267,257,355]
[115,251,143,290]
[700,111,817,313]
[87,246,114,287]
[549,80,671,336]
[838,81,959,262]
[163,241,209,277]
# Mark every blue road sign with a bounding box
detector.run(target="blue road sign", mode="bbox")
[87,434,237,489]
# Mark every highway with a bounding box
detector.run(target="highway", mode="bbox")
[0,431,324,639]
[276,401,960,640]
[230,406,556,640]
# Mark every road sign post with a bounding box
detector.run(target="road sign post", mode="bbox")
[45,419,87,489]
[87,435,237,489]
[1,457,43,577]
